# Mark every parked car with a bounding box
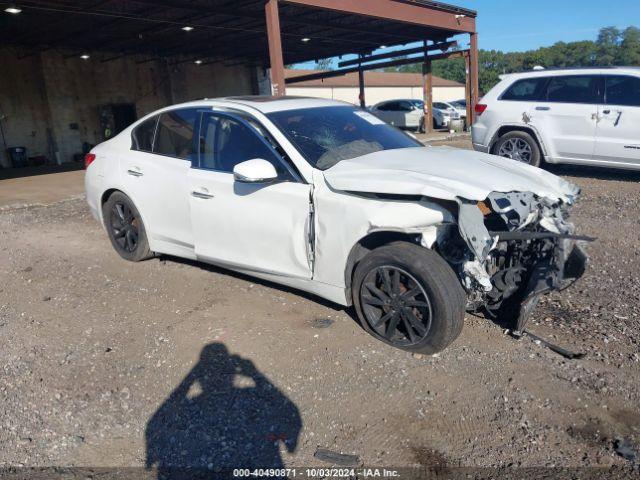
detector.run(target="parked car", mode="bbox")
[370,99,460,131]
[472,67,640,169]
[434,101,466,120]
[85,97,586,354]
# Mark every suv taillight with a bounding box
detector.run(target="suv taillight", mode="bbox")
[475,103,488,116]
[84,153,96,169]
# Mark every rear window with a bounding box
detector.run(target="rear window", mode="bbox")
[605,75,640,106]
[153,109,199,160]
[500,78,547,101]
[131,116,158,152]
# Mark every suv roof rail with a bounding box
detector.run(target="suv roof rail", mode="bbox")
[518,66,636,73]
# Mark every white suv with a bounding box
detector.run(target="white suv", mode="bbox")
[472,67,640,170]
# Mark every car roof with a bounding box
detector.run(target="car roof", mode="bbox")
[500,66,640,81]
[141,96,353,115]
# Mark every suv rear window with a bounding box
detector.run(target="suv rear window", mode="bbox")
[605,75,640,106]
[501,78,547,101]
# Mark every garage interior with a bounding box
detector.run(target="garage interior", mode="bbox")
[0,0,478,169]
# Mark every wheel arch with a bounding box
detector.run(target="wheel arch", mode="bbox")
[490,124,548,158]
[99,187,154,248]
[344,231,423,300]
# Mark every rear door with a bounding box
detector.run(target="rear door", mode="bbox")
[528,74,601,162]
[397,101,421,128]
[120,108,197,256]
[594,75,640,166]
[188,111,313,279]
[372,102,399,126]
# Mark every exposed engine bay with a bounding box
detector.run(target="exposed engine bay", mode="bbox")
[431,190,591,333]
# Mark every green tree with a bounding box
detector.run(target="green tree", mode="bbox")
[618,26,640,65]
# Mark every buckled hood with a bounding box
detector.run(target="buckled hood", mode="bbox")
[323,146,579,203]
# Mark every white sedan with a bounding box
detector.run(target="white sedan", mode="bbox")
[85,97,587,354]
[370,99,460,131]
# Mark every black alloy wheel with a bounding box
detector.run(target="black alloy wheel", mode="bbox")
[110,202,139,253]
[102,191,152,262]
[360,266,433,347]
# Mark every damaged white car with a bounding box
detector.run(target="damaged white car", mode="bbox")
[85,97,588,354]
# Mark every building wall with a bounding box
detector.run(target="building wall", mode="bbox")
[286,86,466,106]
[0,48,255,166]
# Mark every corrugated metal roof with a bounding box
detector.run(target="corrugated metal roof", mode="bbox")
[285,69,463,88]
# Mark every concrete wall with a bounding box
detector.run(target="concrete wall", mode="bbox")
[286,86,466,106]
[0,48,255,166]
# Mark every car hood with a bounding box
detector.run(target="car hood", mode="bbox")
[323,146,579,203]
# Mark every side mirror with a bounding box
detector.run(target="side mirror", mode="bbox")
[233,159,278,183]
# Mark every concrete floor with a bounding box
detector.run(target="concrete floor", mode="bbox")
[0,170,85,209]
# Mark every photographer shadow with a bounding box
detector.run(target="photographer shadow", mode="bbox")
[145,342,301,479]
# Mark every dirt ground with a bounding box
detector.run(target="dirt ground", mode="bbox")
[1,138,639,474]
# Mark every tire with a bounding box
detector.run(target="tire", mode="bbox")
[102,191,153,262]
[493,131,542,167]
[352,242,466,355]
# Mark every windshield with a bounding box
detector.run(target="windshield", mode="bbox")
[267,106,422,170]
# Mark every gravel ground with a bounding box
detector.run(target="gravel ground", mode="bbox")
[1,140,639,474]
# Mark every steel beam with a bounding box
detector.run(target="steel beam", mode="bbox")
[286,49,467,84]
[282,0,476,33]
[338,41,456,68]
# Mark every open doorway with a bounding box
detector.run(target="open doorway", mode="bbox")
[99,103,137,141]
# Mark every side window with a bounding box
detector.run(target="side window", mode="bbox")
[377,102,393,111]
[545,75,600,104]
[153,108,199,160]
[397,101,414,112]
[433,102,448,110]
[199,114,291,179]
[605,75,640,107]
[131,116,158,152]
[501,77,547,101]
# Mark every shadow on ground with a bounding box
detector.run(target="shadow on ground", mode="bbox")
[145,343,301,479]
[0,163,83,180]
[545,164,640,182]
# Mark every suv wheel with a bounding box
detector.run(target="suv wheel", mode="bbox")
[352,242,466,355]
[494,131,542,167]
[102,191,153,262]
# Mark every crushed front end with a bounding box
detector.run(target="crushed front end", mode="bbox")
[434,189,591,333]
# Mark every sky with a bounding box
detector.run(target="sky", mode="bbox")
[455,0,640,52]
[294,0,639,68]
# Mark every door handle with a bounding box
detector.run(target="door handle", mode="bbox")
[603,109,611,114]
[614,110,623,126]
[191,189,214,199]
[535,106,550,111]
[127,168,143,177]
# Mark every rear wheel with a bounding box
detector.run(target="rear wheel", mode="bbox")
[102,192,152,262]
[352,242,466,355]
[494,131,542,167]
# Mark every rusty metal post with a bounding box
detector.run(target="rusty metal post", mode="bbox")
[422,43,433,133]
[469,32,479,124]
[464,52,472,130]
[265,0,286,96]
[358,55,366,108]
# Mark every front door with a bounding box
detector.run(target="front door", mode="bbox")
[188,111,313,279]
[594,75,640,166]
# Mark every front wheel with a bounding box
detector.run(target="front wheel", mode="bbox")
[493,131,542,167]
[352,242,466,355]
